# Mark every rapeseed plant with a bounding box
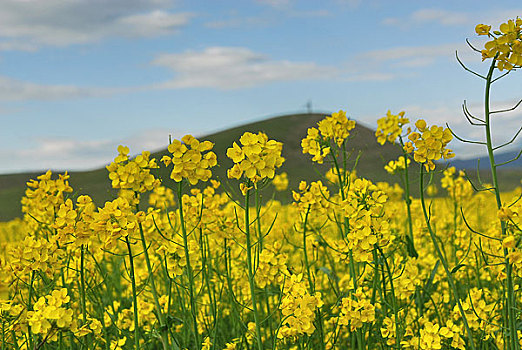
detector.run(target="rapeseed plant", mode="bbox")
[0,17,520,350]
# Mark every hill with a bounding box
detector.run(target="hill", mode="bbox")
[1,113,520,221]
[450,148,522,170]
[0,113,403,220]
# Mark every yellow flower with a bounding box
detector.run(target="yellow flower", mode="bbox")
[406,119,454,171]
[107,146,159,193]
[475,24,491,35]
[479,18,522,70]
[226,132,284,183]
[278,274,323,339]
[162,135,217,185]
[110,337,127,350]
[272,172,289,191]
[302,110,355,163]
[502,235,516,249]
[375,110,409,145]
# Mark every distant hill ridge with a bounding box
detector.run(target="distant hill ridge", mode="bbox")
[449,148,522,170]
[0,113,520,221]
[0,113,403,220]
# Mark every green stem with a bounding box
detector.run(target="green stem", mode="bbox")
[125,235,140,350]
[80,244,90,350]
[302,206,325,350]
[483,57,519,350]
[419,165,476,350]
[27,271,35,350]
[400,143,417,258]
[244,184,264,350]
[376,245,402,350]
[330,143,363,349]
[137,218,171,350]
[177,181,200,349]
[80,245,88,323]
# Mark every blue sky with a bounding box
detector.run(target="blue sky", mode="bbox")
[0,0,521,173]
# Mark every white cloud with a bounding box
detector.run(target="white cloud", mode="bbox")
[411,9,469,26]
[256,0,292,9]
[3,128,185,173]
[384,8,522,29]
[115,10,192,37]
[383,9,469,27]
[205,17,271,29]
[290,9,331,18]
[0,76,135,101]
[383,9,468,27]
[0,0,192,49]
[345,72,395,82]
[151,46,339,89]
[356,42,475,70]
[475,10,522,27]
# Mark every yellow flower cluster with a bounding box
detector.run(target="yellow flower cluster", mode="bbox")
[110,337,127,350]
[376,182,404,202]
[272,172,289,191]
[226,132,284,182]
[418,321,443,350]
[325,167,356,185]
[375,110,410,145]
[392,258,422,301]
[148,185,176,209]
[457,288,496,331]
[27,289,74,338]
[500,195,521,260]
[107,145,160,193]
[340,178,391,262]
[302,110,356,163]
[159,237,200,277]
[180,184,229,233]
[255,242,289,288]
[292,180,330,215]
[338,289,376,331]
[404,119,454,171]
[9,236,63,276]
[161,135,217,185]
[318,110,356,147]
[441,167,473,201]
[278,274,323,339]
[301,127,330,164]
[90,197,140,249]
[384,156,410,174]
[22,171,73,229]
[50,196,97,246]
[476,18,522,71]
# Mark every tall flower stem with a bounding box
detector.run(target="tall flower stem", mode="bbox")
[330,146,363,349]
[27,271,35,350]
[419,165,476,350]
[137,218,171,350]
[398,138,417,258]
[243,184,264,350]
[302,205,326,350]
[79,244,90,349]
[482,57,519,350]
[177,181,200,349]
[125,235,140,350]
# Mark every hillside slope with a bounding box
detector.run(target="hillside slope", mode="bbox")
[0,113,402,220]
[1,113,520,221]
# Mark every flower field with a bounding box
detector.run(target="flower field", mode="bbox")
[1,18,522,350]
